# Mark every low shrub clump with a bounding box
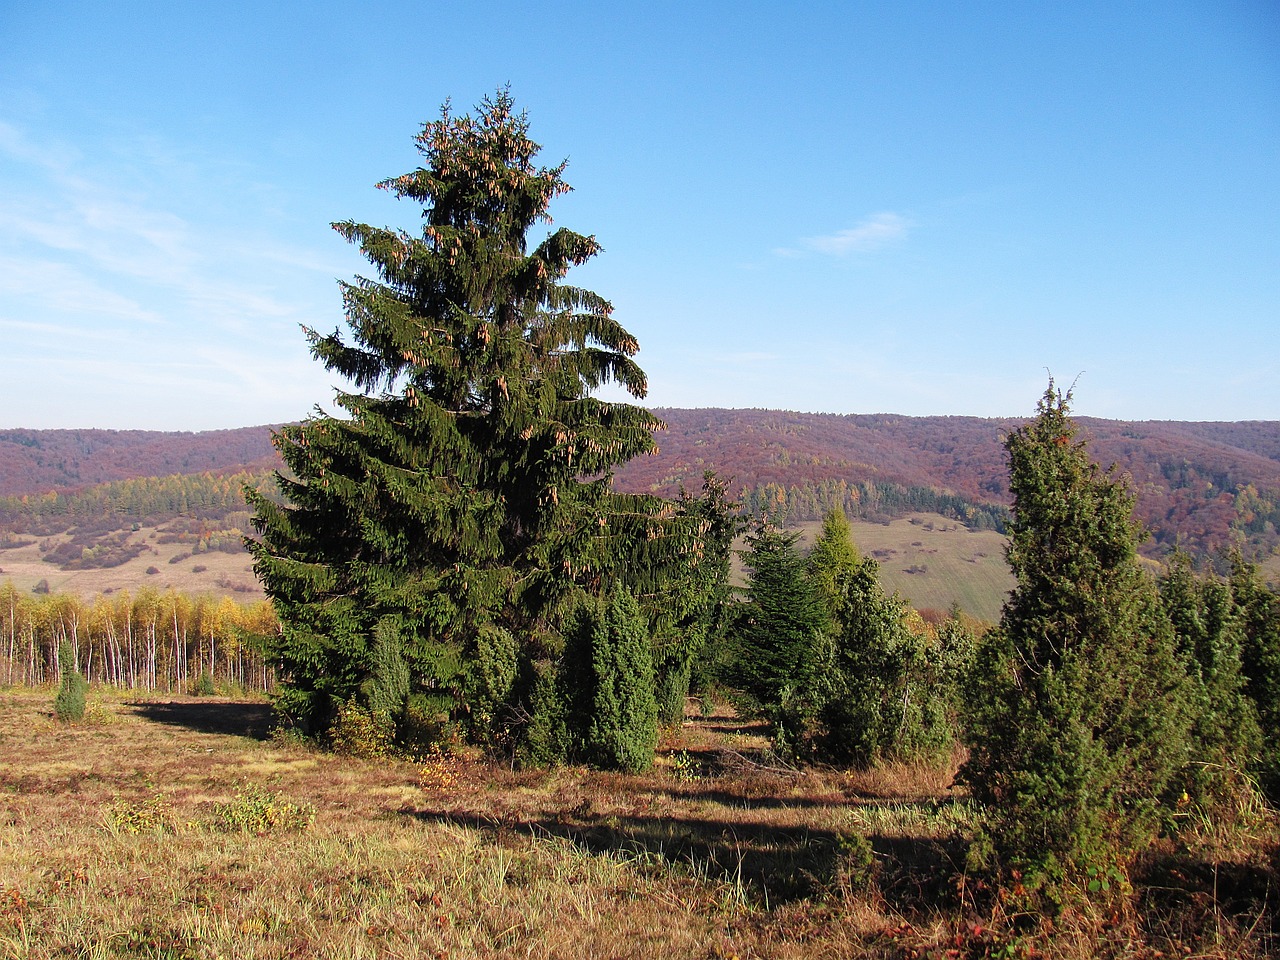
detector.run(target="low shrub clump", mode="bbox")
[328,698,396,759]
[214,784,315,834]
[192,670,216,696]
[107,792,180,835]
[53,640,89,723]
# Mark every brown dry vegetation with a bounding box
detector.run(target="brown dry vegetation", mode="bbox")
[2,691,1277,959]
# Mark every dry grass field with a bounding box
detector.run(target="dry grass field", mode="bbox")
[0,527,262,601]
[1261,552,1280,586]
[6,511,1273,620]
[2,510,1011,615]
[3,689,1277,958]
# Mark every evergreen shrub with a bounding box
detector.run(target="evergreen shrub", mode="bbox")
[959,383,1193,905]
[463,624,519,746]
[727,522,826,750]
[53,640,88,723]
[562,583,658,772]
[1158,553,1262,820]
[1230,557,1280,802]
[361,619,410,720]
[516,659,569,768]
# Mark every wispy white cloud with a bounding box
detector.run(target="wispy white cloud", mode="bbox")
[0,314,137,344]
[0,254,162,322]
[0,118,355,427]
[0,120,78,173]
[0,121,338,338]
[775,211,913,258]
[0,199,197,288]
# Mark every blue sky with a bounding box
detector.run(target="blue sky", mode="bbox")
[2,1,1277,430]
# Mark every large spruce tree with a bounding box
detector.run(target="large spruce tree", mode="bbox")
[247,92,676,738]
[960,382,1192,901]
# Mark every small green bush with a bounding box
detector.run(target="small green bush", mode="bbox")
[670,749,702,782]
[215,784,315,834]
[561,584,658,773]
[829,829,877,893]
[361,618,410,719]
[462,623,519,745]
[53,641,89,723]
[1230,557,1280,802]
[398,694,457,756]
[268,723,312,748]
[192,671,216,697]
[515,658,569,768]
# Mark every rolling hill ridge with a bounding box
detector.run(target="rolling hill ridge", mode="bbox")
[2,410,1278,570]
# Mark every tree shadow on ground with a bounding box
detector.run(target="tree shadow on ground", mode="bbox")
[1138,851,1279,948]
[407,802,963,910]
[129,700,274,739]
[690,721,768,736]
[633,778,967,815]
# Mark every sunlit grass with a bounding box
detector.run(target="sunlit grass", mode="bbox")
[2,689,1276,959]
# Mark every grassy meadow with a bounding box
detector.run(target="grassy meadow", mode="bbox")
[0,527,262,601]
[4,511,1005,617]
[9,510,1273,621]
[783,514,1014,623]
[3,690,1277,959]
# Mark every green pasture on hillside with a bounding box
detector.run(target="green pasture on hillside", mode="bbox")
[792,513,1013,622]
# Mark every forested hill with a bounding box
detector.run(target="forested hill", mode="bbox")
[3,411,1279,563]
[612,409,1280,561]
[0,426,280,497]
[619,409,1280,503]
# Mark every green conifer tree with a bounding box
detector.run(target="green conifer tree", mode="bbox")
[960,382,1192,901]
[246,92,678,740]
[587,583,658,772]
[729,521,828,750]
[794,508,963,766]
[807,508,862,620]
[650,472,742,722]
[815,554,946,765]
[1229,556,1280,801]
[53,639,88,723]
[1159,553,1261,811]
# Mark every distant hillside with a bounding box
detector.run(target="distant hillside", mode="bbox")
[0,426,279,497]
[612,409,1280,564]
[3,410,1279,569]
